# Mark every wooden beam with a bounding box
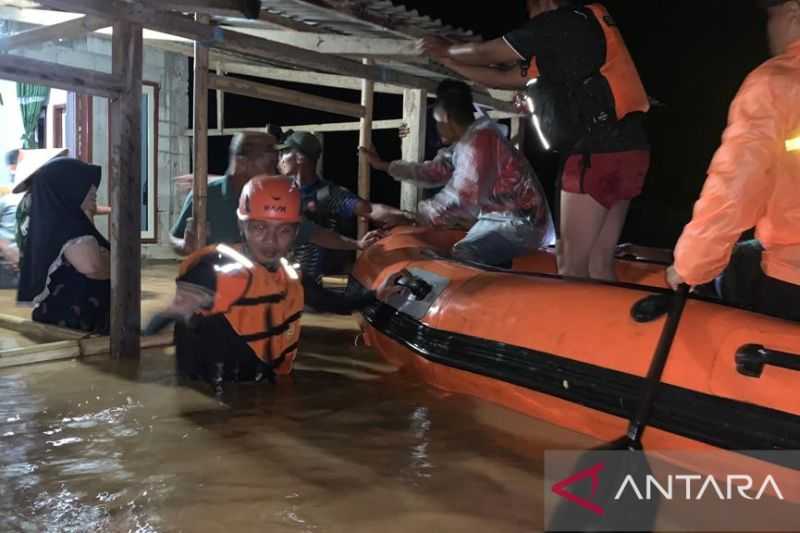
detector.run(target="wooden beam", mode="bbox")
[193,13,210,249]
[34,0,513,111]
[357,58,374,239]
[400,88,426,212]
[0,332,174,369]
[109,20,143,359]
[0,313,85,341]
[221,28,417,57]
[0,14,109,50]
[214,60,407,95]
[0,53,122,98]
[184,118,405,136]
[0,341,81,369]
[209,74,365,118]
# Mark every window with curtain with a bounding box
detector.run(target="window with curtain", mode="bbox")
[17,83,49,149]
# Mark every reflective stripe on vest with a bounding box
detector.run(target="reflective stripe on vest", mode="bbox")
[787,136,800,152]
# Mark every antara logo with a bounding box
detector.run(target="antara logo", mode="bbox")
[614,474,784,501]
[551,463,605,516]
[551,463,785,514]
[265,205,288,213]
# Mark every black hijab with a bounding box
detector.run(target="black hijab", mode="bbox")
[17,158,109,304]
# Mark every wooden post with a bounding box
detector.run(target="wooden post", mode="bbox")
[109,21,143,359]
[215,61,224,135]
[357,58,375,238]
[193,14,210,248]
[400,88,426,212]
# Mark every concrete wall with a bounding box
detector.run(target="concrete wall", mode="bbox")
[1,21,191,258]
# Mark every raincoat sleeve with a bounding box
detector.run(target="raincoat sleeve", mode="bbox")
[673,71,782,286]
[417,130,496,227]
[386,148,454,189]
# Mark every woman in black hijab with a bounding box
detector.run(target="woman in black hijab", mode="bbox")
[17,158,110,334]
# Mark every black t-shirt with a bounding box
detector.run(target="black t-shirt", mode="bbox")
[504,6,648,153]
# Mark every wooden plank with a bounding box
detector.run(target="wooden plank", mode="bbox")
[0,313,85,340]
[0,332,174,369]
[357,57,374,239]
[109,20,143,360]
[0,340,80,369]
[0,53,122,98]
[34,0,513,111]
[193,13,210,248]
[184,118,405,136]
[400,88,426,212]
[220,28,417,56]
[0,14,109,50]
[209,74,365,118]
[211,60,406,95]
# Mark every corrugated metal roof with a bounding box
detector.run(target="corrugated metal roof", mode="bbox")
[231,0,477,40]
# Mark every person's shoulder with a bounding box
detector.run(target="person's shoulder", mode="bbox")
[735,57,797,109]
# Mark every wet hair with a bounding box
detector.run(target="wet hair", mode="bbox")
[434,79,475,125]
[5,148,19,167]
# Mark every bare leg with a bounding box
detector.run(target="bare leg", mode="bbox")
[559,191,608,278]
[589,200,630,282]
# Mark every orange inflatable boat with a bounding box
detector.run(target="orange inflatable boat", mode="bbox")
[350,226,800,456]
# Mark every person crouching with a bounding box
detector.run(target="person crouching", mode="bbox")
[149,176,305,390]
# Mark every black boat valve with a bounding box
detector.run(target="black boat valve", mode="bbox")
[395,272,432,300]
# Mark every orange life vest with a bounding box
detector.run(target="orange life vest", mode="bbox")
[585,3,650,120]
[179,244,304,375]
[523,3,649,151]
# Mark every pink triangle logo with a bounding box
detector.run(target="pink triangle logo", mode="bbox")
[551,462,606,516]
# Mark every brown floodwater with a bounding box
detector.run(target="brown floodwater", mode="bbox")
[0,315,602,533]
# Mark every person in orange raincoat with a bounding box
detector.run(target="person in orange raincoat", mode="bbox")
[667,0,800,322]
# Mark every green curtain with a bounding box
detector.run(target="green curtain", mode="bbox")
[17,82,49,149]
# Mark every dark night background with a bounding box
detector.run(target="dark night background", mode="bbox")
[193,0,770,248]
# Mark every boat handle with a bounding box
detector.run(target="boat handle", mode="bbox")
[735,344,800,378]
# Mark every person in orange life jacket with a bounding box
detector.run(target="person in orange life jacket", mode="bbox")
[147,176,387,390]
[666,0,800,323]
[420,0,650,281]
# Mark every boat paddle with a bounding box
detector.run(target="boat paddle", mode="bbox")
[546,284,690,532]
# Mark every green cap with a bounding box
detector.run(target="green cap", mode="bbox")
[275,131,322,160]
